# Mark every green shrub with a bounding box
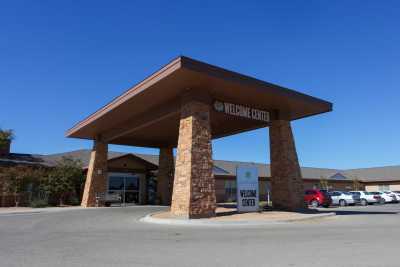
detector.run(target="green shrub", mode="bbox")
[30,199,48,208]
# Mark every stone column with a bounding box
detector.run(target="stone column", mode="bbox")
[269,120,306,211]
[157,147,174,205]
[171,94,216,219]
[81,137,108,207]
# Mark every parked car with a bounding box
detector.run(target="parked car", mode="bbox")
[384,191,400,202]
[329,191,355,206]
[349,191,380,206]
[370,191,396,204]
[104,192,122,207]
[391,191,400,200]
[304,189,332,208]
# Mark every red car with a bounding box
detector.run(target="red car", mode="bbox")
[304,189,332,208]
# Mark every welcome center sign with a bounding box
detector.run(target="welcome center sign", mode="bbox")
[236,165,259,212]
[213,100,270,122]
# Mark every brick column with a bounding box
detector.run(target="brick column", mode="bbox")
[81,137,108,207]
[157,147,174,205]
[269,120,306,211]
[171,95,216,219]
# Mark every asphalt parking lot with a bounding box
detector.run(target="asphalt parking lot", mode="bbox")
[1,204,400,267]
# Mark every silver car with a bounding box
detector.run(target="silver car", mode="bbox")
[329,191,355,206]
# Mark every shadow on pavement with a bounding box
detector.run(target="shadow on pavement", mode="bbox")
[218,203,237,209]
[331,210,398,216]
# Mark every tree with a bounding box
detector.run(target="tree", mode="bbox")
[352,176,361,191]
[319,176,329,191]
[0,166,36,207]
[0,128,14,148]
[40,157,84,206]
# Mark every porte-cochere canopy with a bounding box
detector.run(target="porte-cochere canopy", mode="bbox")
[68,56,332,218]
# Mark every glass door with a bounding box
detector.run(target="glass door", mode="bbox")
[108,173,140,206]
[124,176,139,204]
[108,175,124,205]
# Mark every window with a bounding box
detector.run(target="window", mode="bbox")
[108,174,140,191]
[224,180,237,201]
[125,176,139,191]
[378,185,390,191]
[109,176,124,190]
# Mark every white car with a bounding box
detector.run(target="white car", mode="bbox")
[329,191,355,206]
[384,191,400,202]
[349,191,379,206]
[392,191,400,200]
[104,192,122,207]
[370,191,395,204]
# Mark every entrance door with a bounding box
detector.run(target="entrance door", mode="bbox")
[124,176,139,204]
[108,173,140,205]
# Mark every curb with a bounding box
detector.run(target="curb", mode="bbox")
[0,206,86,216]
[139,212,336,227]
[0,211,43,216]
[0,205,167,216]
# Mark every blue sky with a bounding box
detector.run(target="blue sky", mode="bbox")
[1,1,399,169]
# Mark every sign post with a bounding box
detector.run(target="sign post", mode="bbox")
[236,165,259,212]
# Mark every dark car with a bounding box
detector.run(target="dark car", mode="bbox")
[304,189,332,208]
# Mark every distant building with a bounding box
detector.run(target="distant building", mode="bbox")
[1,144,399,207]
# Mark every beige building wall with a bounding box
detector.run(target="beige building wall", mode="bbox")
[389,184,400,191]
[365,183,400,192]
[365,185,379,191]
